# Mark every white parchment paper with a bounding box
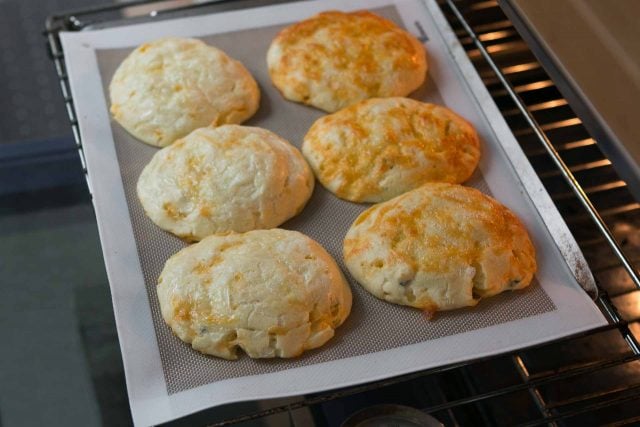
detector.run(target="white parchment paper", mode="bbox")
[60,0,606,425]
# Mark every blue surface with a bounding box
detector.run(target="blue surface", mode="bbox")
[0,136,85,196]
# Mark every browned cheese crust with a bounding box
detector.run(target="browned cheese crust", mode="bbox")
[303,98,481,202]
[267,11,428,112]
[343,183,537,313]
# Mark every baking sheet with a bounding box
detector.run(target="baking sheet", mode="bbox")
[60,0,607,425]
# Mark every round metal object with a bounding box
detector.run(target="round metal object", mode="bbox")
[341,404,444,427]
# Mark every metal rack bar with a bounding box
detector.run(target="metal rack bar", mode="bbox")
[45,18,90,193]
[46,0,178,23]
[511,355,556,426]
[420,354,640,412]
[515,391,640,427]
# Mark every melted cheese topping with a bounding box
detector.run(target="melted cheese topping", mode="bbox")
[137,125,314,241]
[303,98,481,202]
[343,183,537,311]
[267,11,427,112]
[157,229,352,359]
[110,37,259,147]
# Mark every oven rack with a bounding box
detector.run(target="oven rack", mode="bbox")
[45,1,640,425]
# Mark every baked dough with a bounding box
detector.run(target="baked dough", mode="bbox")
[110,37,259,147]
[343,183,536,313]
[302,98,480,202]
[267,11,427,112]
[157,229,352,359]
[137,125,314,241]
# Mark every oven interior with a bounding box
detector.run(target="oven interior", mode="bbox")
[43,0,640,425]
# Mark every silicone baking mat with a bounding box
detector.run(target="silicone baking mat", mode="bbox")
[60,0,606,424]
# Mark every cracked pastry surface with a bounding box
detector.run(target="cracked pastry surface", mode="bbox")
[110,37,259,147]
[343,183,536,312]
[302,97,481,202]
[267,10,427,112]
[137,125,314,241]
[157,229,352,359]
